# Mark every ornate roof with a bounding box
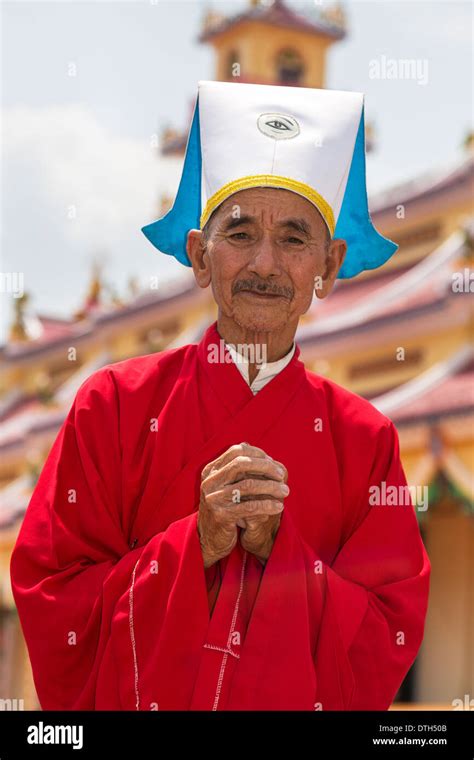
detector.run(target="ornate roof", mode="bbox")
[199,0,345,43]
[372,346,474,423]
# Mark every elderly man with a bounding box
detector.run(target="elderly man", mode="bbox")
[10,81,430,711]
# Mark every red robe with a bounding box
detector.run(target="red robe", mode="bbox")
[10,321,430,710]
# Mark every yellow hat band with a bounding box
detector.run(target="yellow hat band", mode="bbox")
[199,174,335,237]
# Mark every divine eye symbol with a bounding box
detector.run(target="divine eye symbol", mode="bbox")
[257,112,300,140]
[266,119,290,131]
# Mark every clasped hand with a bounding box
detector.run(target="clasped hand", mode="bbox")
[197,442,289,568]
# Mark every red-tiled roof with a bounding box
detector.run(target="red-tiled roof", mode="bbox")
[33,316,80,343]
[391,366,474,423]
[1,278,198,360]
[307,263,449,325]
[299,228,467,341]
[0,396,40,425]
[0,396,62,449]
[305,265,409,320]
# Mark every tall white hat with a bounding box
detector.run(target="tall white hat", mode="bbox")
[142,80,397,278]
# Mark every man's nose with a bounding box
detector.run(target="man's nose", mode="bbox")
[247,235,282,278]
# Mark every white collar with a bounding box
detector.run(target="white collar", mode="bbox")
[225,340,296,394]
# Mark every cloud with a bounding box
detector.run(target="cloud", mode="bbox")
[1,103,186,345]
[3,103,181,249]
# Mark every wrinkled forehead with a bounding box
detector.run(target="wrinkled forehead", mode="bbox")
[205,186,328,234]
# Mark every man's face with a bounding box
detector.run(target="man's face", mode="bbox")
[186,187,346,334]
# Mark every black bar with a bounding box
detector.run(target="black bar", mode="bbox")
[0,709,472,758]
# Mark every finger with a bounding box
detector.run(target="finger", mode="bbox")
[205,478,288,508]
[201,442,268,482]
[213,500,284,524]
[202,455,285,495]
[223,456,286,485]
[270,459,288,484]
[225,478,290,503]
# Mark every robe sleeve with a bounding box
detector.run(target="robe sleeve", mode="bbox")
[271,418,430,711]
[9,367,209,710]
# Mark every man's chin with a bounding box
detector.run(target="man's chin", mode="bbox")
[231,307,288,335]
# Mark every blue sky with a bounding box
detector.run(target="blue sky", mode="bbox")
[1,0,472,344]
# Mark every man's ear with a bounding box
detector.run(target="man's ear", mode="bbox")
[186,229,211,288]
[315,238,347,299]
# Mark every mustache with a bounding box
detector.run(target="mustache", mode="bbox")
[232,279,293,299]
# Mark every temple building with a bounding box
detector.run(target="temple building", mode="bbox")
[0,0,472,709]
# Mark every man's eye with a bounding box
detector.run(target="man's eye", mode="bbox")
[229,232,249,240]
[286,237,304,245]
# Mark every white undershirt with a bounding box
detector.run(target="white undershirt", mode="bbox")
[225,340,296,395]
